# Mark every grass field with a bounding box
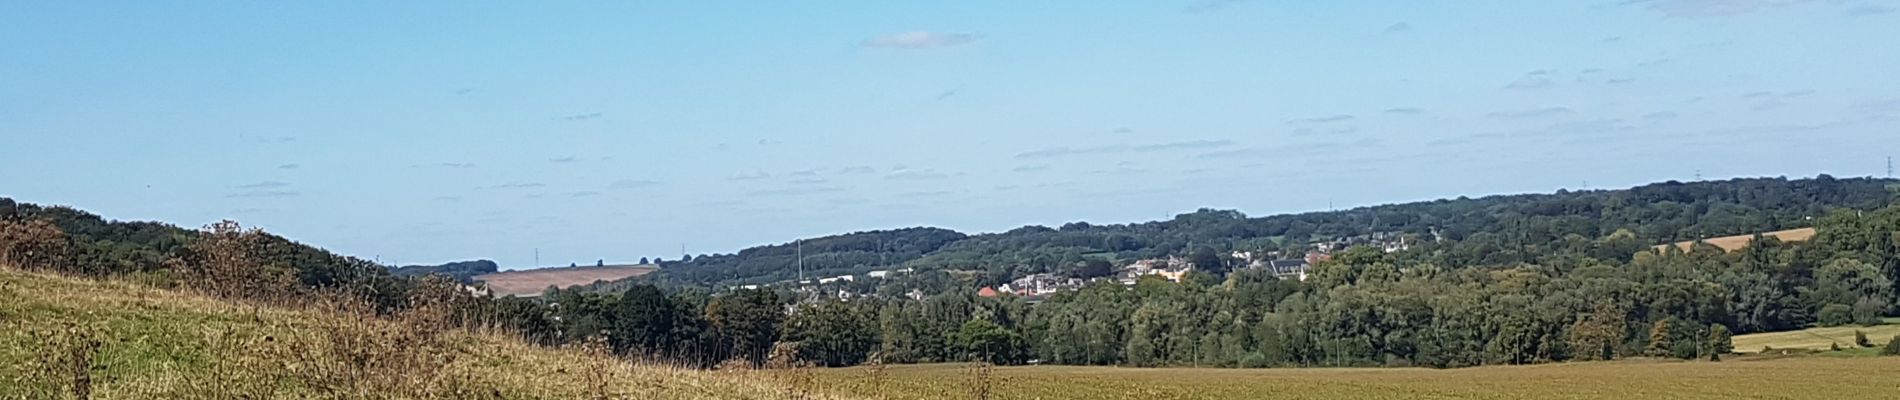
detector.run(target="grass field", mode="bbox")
[0,269,824,399]
[812,359,1900,400]
[1732,318,1900,353]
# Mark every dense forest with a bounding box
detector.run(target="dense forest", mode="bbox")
[4,175,1898,370]
[390,259,499,284]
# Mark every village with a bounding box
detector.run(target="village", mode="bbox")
[761,231,1419,302]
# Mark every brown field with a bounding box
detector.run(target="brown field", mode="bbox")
[473,264,657,296]
[812,358,1900,400]
[1654,227,1817,253]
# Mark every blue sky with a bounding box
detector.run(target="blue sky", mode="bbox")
[3,1,1897,269]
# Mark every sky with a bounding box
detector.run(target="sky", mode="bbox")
[3,1,1898,269]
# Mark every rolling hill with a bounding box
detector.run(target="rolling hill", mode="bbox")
[0,268,831,399]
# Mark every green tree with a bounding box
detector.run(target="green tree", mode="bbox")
[1568,302,1627,361]
[1706,324,1732,361]
[1852,298,1887,326]
[1819,304,1854,327]
[1644,319,1673,357]
[705,289,784,367]
[952,319,1025,365]
[784,300,880,367]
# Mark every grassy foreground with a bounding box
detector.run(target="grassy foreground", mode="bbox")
[1732,318,1900,353]
[812,358,1900,400]
[0,269,838,400]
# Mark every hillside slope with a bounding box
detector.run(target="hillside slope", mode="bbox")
[0,269,840,399]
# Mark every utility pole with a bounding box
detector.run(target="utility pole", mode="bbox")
[797,239,805,282]
[1887,156,1893,178]
[533,248,539,268]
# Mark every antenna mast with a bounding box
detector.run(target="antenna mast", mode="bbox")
[797,239,805,282]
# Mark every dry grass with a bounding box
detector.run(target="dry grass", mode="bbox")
[1654,227,1816,253]
[0,269,844,400]
[1732,319,1900,353]
[473,265,658,297]
[812,359,1900,400]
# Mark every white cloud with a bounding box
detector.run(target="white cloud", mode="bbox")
[863,31,981,49]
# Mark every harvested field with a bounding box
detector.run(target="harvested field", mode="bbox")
[1654,227,1816,253]
[812,358,1900,400]
[473,264,657,296]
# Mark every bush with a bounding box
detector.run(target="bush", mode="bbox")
[1856,330,1873,348]
[1238,352,1271,368]
[1852,298,1886,326]
[1818,304,1854,327]
[1885,337,1900,356]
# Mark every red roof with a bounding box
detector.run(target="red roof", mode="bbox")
[977,286,999,298]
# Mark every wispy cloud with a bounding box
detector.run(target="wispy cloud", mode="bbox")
[838,166,878,174]
[1013,164,1051,173]
[1486,106,1574,119]
[1014,140,1236,159]
[1286,114,1356,124]
[1847,4,1895,16]
[610,179,661,189]
[1633,0,1817,18]
[569,191,602,198]
[1384,107,1424,115]
[886,169,950,180]
[898,190,956,198]
[233,181,291,190]
[1505,69,1555,90]
[863,31,981,49]
[277,163,301,170]
[481,182,547,190]
[550,156,581,163]
[226,190,299,198]
[252,135,297,144]
[562,112,602,121]
[1643,111,1680,120]
[729,170,771,181]
[748,186,846,197]
[1637,58,1672,68]
[1185,0,1250,13]
[1383,22,1412,34]
[434,196,463,202]
[415,162,476,169]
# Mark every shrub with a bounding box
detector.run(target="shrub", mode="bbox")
[1238,352,1271,368]
[1885,337,1900,356]
[1856,330,1873,348]
[1852,298,1886,327]
[1818,304,1854,327]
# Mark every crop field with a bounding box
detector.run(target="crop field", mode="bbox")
[1653,227,1817,253]
[811,358,1900,400]
[1732,319,1900,353]
[473,264,658,297]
